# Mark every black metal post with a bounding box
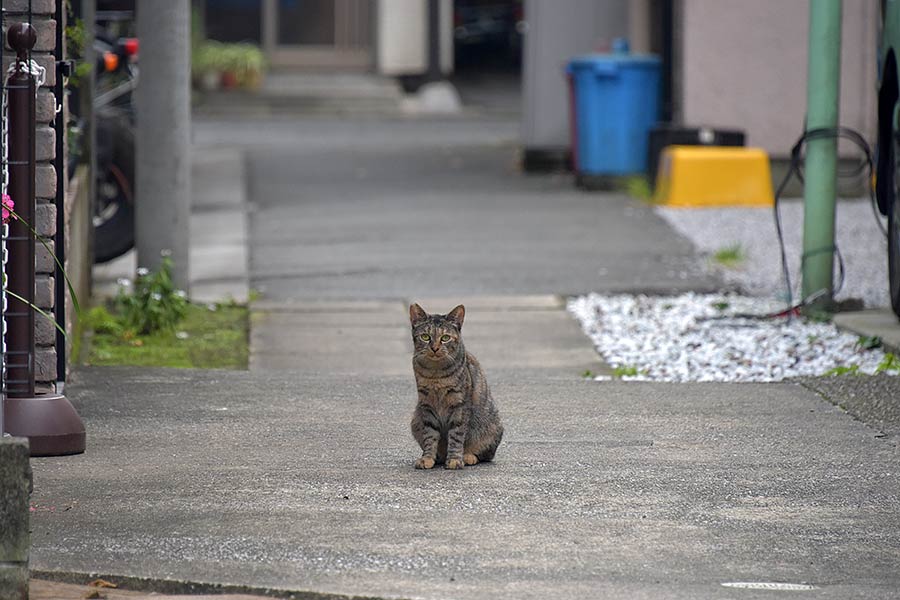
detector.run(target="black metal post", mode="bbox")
[55,0,67,386]
[661,0,674,123]
[3,23,85,456]
[6,23,38,399]
[426,0,441,82]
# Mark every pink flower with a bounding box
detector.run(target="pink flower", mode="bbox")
[1,194,14,224]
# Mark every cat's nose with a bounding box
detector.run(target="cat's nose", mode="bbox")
[430,344,440,353]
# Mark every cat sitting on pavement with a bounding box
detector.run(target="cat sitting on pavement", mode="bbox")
[408,303,503,470]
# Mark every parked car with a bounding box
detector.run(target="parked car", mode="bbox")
[877,0,900,318]
[453,0,524,69]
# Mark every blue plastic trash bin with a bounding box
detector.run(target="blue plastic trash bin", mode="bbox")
[567,51,661,178]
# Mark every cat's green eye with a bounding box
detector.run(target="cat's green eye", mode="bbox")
[419,333,430,342]
[441,334,451,342]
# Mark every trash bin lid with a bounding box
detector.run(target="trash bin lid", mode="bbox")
[566,53,660,75]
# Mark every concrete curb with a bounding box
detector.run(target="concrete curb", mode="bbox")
[0,437,31,600]
[189,147,250,304]
[832,309,900,354]
[248,295,607,376]
[31,570,394,600]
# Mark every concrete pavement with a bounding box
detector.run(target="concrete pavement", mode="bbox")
[237,114,714,385]
[28,367,900,599]
[234,117,715,301]
[25,113,900,598]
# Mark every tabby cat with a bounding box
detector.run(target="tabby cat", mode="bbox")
[409,303,503,470]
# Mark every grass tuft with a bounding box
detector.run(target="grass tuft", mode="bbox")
[711,244,745,268]
[620,176,653,201]
[857,335,883,350]
[823,364,861,376]
[876,353,900,373]
[613,365,642,378]
[83,302,249,369]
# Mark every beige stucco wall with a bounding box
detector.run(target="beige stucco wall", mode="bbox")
[679,0,878,157]
[522,0,630,148]
[376,0,453,76]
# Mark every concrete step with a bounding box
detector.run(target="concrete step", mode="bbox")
[194,72,406,117]
[248,295,608,377]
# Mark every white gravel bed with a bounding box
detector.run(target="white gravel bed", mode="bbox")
[656,199,890,308]
[568,292,896,382]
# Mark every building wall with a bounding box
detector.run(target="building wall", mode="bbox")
[678,0,878,157]
[376,0,453,76]
[522,0,629,151]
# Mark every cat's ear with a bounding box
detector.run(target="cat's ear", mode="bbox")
[409,303,428,326]
[446,305,465,330]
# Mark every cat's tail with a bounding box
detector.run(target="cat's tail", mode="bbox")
[477,425,503,463]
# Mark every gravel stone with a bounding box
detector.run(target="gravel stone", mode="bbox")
[568,292,899,382]
[656,198,890,308]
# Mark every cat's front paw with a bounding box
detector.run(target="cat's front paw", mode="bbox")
[415,456,435,470]
[445,457,464,470]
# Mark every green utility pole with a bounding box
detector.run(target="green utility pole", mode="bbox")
[801,0,842,310]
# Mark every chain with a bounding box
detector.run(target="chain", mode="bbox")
[2,65,9,404]
[7,57,47,88]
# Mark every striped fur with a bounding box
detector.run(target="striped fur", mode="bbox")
[409,303,503,470]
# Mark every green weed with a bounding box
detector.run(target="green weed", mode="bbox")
[823,364,861,376]
[115,257,188,335]
[857,335,883,350]
[621,176,653,201]
[875,353,900,374]
[85,302,248,370]
[711,244,745,268]
[613,365,642,378]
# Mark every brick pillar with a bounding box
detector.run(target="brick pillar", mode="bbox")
[0,437,32,600]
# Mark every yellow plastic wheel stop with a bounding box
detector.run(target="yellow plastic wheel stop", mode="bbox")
[653,146,775,207]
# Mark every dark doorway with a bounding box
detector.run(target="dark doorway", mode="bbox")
[451,0,524,113]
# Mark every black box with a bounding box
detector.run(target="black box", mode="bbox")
[647,125,745,186]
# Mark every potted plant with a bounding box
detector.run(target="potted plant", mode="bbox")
[192,41,266,91]
[192,40,225,91]
[231,43,265,90]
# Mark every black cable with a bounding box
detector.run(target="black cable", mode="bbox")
[772,153,797,309]
[793,127,886,238]
[697,126,880,325]
[770,126,886,317]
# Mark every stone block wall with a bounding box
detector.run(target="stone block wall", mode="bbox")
[0,437,32,600]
